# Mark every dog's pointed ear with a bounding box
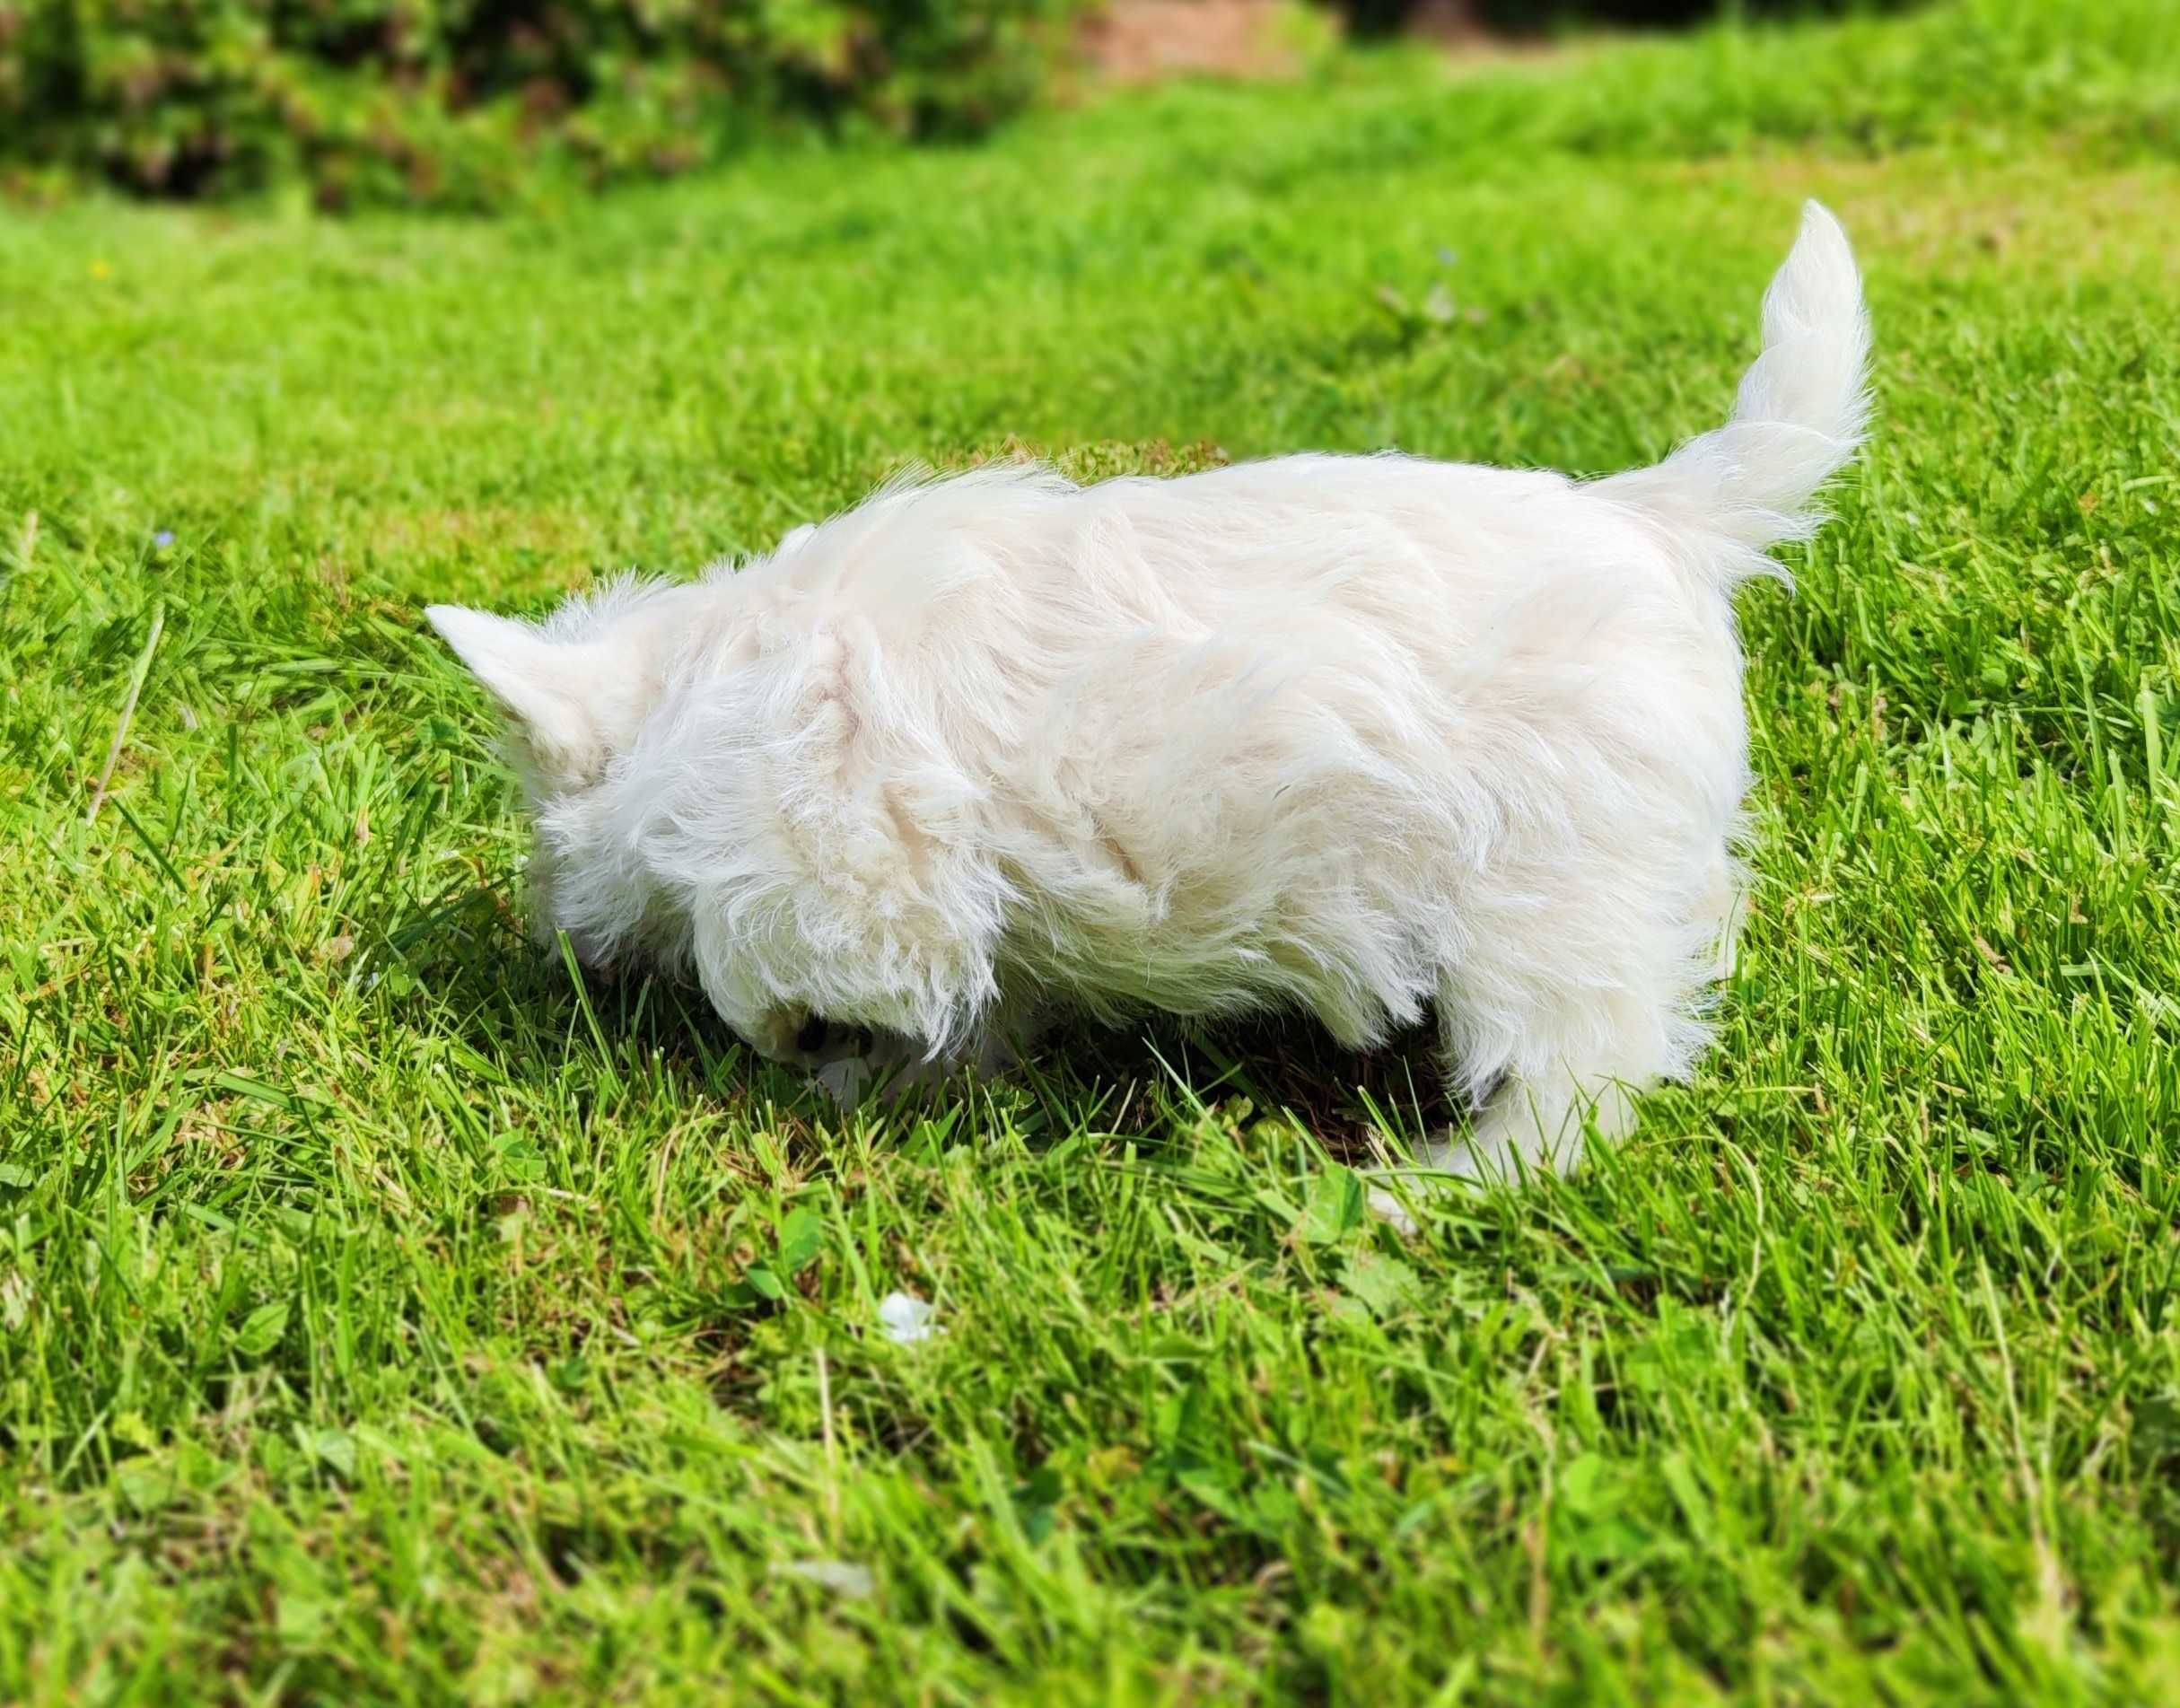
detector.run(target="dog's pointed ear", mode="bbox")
[426,605,604,786]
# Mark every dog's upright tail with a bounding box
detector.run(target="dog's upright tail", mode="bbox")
[1598,200,1869,578]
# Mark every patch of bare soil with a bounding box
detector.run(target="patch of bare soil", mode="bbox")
[1080,0,1307,83]
[1075,0,1590,87]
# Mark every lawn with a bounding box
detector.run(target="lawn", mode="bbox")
[3,1,2178,1700]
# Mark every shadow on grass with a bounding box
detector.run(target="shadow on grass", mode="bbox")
[394,883,1466,1158]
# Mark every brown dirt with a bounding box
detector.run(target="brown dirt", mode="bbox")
[1079,0,1308,83]
[1075,0,1598,86]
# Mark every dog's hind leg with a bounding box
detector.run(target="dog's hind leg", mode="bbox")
[1367,930,1693,1226]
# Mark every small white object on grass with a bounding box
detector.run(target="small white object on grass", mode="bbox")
[814,1055,875,1107]
[879,1291,941,1344]
[775,1559,875,1599]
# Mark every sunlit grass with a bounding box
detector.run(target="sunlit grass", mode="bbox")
[2,2,2177,1698]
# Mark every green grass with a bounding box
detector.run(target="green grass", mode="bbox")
[4,0,2179,1700]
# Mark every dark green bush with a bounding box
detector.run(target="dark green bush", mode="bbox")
[0,0,1087,209]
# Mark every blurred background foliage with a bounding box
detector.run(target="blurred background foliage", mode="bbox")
[0,0,1938,211]
[1,0,1081,208]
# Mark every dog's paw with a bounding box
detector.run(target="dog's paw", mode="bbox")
[1365,1128,1517,1231]
[1365,1184,1421,1236]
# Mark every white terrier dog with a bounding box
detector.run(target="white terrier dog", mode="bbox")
[429,202,1868,1186]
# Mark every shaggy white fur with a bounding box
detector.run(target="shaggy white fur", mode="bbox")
[429,201,1869,1187]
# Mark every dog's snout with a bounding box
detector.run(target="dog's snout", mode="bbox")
[795,1015,829,1054]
